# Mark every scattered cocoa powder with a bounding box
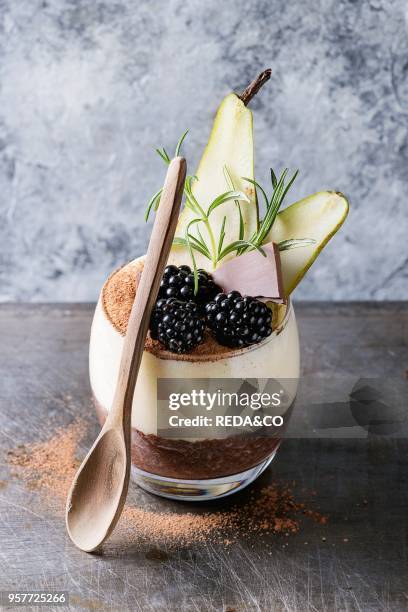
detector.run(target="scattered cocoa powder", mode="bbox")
[119,506,236,545]
[7,420,86,503]
[117,483,328,546]
[6,422,328,547]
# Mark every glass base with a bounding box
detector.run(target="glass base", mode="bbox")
[131,447,279,501]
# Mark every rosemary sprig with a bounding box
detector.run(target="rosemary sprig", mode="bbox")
[155,130,188,164]
[175,130,189,156]
[277,238,316,251]
[185,218,203,293]
[240,168,315,254]
[145,133,315,292]
[217,216,227,258]
[223,165,245,245]
[242,168,299,250]
[144,187,163,222]
[146,132,252,289]
[219,240,266,260]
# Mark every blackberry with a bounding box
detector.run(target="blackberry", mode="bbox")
[158,265,221,307]
[150,298,205,353]
[205,291,272,348]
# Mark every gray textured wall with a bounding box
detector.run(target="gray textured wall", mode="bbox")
[0,0,407,302]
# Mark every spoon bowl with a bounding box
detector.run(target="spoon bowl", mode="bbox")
[66,428,128,552]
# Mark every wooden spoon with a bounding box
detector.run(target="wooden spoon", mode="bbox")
[65,157,187,552]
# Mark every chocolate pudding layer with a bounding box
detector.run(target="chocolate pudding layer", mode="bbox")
[94,396,281,480]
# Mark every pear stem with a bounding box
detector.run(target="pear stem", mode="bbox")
[239,69,272,106]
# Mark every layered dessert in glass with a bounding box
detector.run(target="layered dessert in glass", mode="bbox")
[89,70,348,500]
[90,256,300,498]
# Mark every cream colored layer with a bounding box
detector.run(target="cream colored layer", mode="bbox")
[89,296,300,436]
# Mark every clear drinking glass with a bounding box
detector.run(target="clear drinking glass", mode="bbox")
[90,293,300,501]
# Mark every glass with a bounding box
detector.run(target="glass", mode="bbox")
[90,299,300,500]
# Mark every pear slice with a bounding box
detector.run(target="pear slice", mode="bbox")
[169,93,258,270]
[265,190,349,295]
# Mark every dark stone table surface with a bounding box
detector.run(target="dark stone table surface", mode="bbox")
[0,302,407,611]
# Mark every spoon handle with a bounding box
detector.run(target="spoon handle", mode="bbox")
[109,156,186,429]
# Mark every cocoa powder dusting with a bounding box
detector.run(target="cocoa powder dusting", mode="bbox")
[102,261,142,336]
[6,423,327,547]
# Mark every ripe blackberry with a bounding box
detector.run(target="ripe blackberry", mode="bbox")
[205,291,273,348]
[158,265,221,307]
[150,298,205,353]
